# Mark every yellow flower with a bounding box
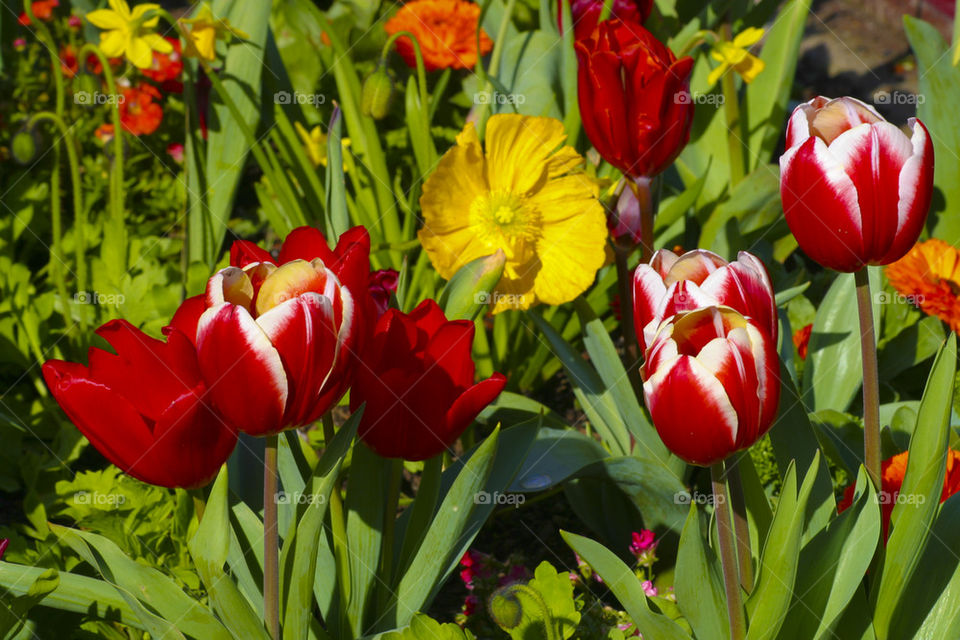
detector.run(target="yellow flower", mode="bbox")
[708,27,766,87]
[86,0,172,69]
[179,3,248,62]
[418,114,607,314]
[294,122,350,169]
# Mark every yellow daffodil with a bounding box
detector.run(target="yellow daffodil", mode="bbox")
[179,3,248,62]
[294,122,350,169]
[708,27,766,87]
[86,0,171,69]
[418,114,607,314]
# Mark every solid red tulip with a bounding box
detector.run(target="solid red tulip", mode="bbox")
[779,96,934,272]
[575,18,694,179]
[558,0,653,40]
[42,320,237,488]
[351,300,507,461]
[633,249,777,355]
[194,226,371,436]
[641,306,780,466]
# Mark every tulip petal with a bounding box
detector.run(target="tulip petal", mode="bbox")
[878,118,934,265]
[256,293,337,426]
[633,263,668,352]
[444,373,508,457]
[700,255,777,340]
[424,320,476,389]
[230,239,274,268]
[167,294,206,345]
[780,136,864,272]
[643,355,738,466]
[277,226,337,265]
[196,303,288,435]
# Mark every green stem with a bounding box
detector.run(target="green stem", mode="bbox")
[719,24,746,186]
[323,413,351,630]
[711,462,747,640]
[397,455,442,576]
[263,435,280,640]
[476,0,517,136]
[725,458,754,592]
[855,268,882,489]
[380,458,403,603]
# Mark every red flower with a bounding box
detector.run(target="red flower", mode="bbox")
[142,38,183,92]
[839,450,960,540]
[42,321,237,489]
[369,268,399,318]
[179,227,371,436]
[18,0,57,25]
[60,45,120,76]
[119,83,163,136]
[793,323,812,360]
[558,0,653,40]
[352,300,506,461]
[779,96,934,272]
[0,538,7,560]
[575,18,694,179]
[641,307,780,466]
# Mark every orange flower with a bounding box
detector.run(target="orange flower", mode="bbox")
[839,449,960,539]
[94,123,115,144]
[18,0,58,25]
[142,38,183,92]
[793,323,812,360]
[886,238,960,333]
[60,44,121,77]
[384,0,493,71]
[119,83,163,136]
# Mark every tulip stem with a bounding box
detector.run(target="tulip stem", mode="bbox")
[323,413,351,631]
[379,458,404,610]
[263,435,280,640]
[720,23,746,186]
[855,268,882,489]
[615,245,642,395]
[725,457,754,592]
[711,462,747,640]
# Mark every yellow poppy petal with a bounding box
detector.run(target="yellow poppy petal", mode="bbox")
[528,174,601,223]
[544,145,585,180]
[86,9,127,30]
[126,36,154,68]
[484,114,567,193]
[492,258,540,312]
[734,54,765,83]
[732,27,764,48]
[534,201,607,305]
[98,29,127,58]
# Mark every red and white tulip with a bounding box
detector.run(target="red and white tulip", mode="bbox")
[633,249,777,354]
[641,306,780,466]
[779,96,933,272]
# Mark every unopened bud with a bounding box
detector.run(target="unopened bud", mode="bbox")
[488,587,523,630]
[11,127,39,165]
[361,65,394,120]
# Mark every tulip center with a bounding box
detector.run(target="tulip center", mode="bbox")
[254,259,330,316]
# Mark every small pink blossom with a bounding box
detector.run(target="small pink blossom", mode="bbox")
[166,142,184,164]
[642,580,658,597]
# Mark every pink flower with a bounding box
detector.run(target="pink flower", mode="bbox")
[0,538,8,560]
[13,38,26,51]
[368,268,398,317]
[166,142,184,164]
[68,14,81,29]
[630,529,656,554]
[642,580,658,597]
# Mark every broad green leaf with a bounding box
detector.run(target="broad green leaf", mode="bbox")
[873,334,956,639]
[506,427,609,493]
[53,525,230,640]
[561,532,692,639]
[325,106,349,240]
[904,16,960,243]
[189,467,268,640]
[675,505,729,640]
[654,173,708,232]
[745,454,819,640]
[878,315,945,382]
[0,567,58,638]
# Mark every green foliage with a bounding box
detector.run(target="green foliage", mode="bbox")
[489,562,581,640]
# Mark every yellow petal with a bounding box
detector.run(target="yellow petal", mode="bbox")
[86,9,127,30]
[141,32,173,53]
[126,36,154,68]
[707,63,727,88]
[484,114,567,194]
[107,0,132,19]
[98,30,127,58]
[734,54,765,83]
[533,199,607,305]
[732,27,764,48]
[491,257,539,313]
[544,145,584,180]
[528,174,600,223]
[189,27,218,60]
[130,3,161,22]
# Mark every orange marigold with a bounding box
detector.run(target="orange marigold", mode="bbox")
[885,238,960,333]
[839,449,960,540]
[384,0,493,72]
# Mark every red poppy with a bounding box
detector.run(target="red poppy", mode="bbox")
[18,0,57,25]
[119,83,163,136]
[142,38,183,93]
[575,18,694,179]
[351,300,506,461]
[793,323,813,360]
[42,321,237,489]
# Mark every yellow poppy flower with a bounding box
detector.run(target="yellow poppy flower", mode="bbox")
[294,122,350,169]
[708,27,766,87]
[86,0,172,69]
[179,3,248,62]
[418,114,607,314]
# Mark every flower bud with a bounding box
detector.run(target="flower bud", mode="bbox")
[11,127,39,165]
[361,65,394,120]
[488,587,523,630]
